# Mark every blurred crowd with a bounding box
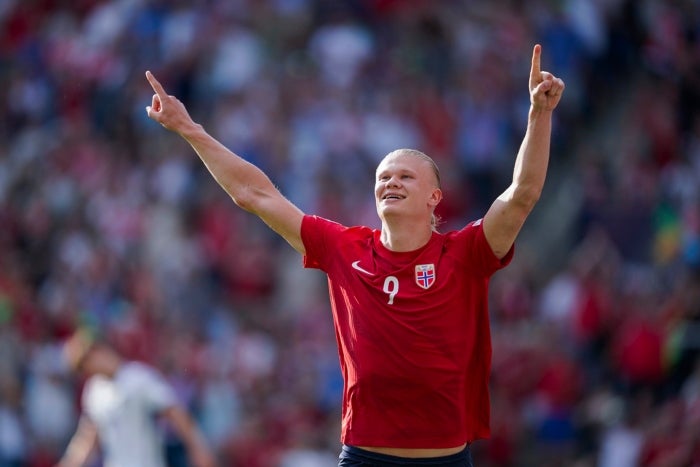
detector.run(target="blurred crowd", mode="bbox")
[0,0,699,466]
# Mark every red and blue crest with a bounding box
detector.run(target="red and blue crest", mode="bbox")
[415,264,436,289]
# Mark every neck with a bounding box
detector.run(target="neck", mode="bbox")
[380,219,433,252]
[101,355,124,379]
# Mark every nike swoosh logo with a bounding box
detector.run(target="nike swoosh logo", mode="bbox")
[351,261,374,276]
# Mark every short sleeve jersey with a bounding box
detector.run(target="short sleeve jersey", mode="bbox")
[302,215,513,448]
[82,362,177,467]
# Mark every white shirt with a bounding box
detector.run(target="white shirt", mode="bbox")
[82,362,177,467]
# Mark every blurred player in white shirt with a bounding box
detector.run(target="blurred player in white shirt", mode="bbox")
[57,330,216,467]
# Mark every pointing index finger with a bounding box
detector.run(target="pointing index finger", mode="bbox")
[530,44,542,83]
[145,70,167,98]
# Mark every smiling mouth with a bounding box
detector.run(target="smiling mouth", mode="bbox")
[382,194,405,200]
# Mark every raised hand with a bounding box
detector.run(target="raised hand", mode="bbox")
[145,71,196,133]
[529,44,565,112]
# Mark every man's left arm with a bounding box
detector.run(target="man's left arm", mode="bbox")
[162,406,217,467]
[483,44,565,259]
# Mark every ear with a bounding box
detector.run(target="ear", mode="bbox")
[428,188,443,208]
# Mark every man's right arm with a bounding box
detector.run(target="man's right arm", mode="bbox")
[56,415,98,467]
[145,71,305,254]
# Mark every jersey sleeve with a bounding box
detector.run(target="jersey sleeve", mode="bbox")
[129,363,178,413]
[453,219,514,277]
[301,215,346,272]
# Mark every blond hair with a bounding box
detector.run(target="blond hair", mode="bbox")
[385,148,441,187]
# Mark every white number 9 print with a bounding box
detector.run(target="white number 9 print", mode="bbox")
[383,276,399,305]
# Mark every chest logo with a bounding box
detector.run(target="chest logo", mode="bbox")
[352,260,374,276]
[415,264,436,289]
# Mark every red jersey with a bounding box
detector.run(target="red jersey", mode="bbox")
[301,215,513,448]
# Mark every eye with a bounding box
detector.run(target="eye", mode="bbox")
[401,174,413,179]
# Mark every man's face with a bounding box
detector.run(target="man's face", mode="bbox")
[374,152,441,222]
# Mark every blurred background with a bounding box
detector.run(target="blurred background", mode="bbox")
[1,0,699,466]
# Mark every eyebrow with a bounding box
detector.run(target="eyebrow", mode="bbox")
[376,167,417,179]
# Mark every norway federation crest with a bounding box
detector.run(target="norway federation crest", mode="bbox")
[415,264,436,289]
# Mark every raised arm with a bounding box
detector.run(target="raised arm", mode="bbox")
[145,71,306,254]
[482,44,565,259]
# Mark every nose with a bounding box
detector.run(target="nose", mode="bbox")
[386,175,401,187]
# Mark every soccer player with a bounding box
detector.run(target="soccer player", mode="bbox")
[57,330,216,467]
[145,44,564,466]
